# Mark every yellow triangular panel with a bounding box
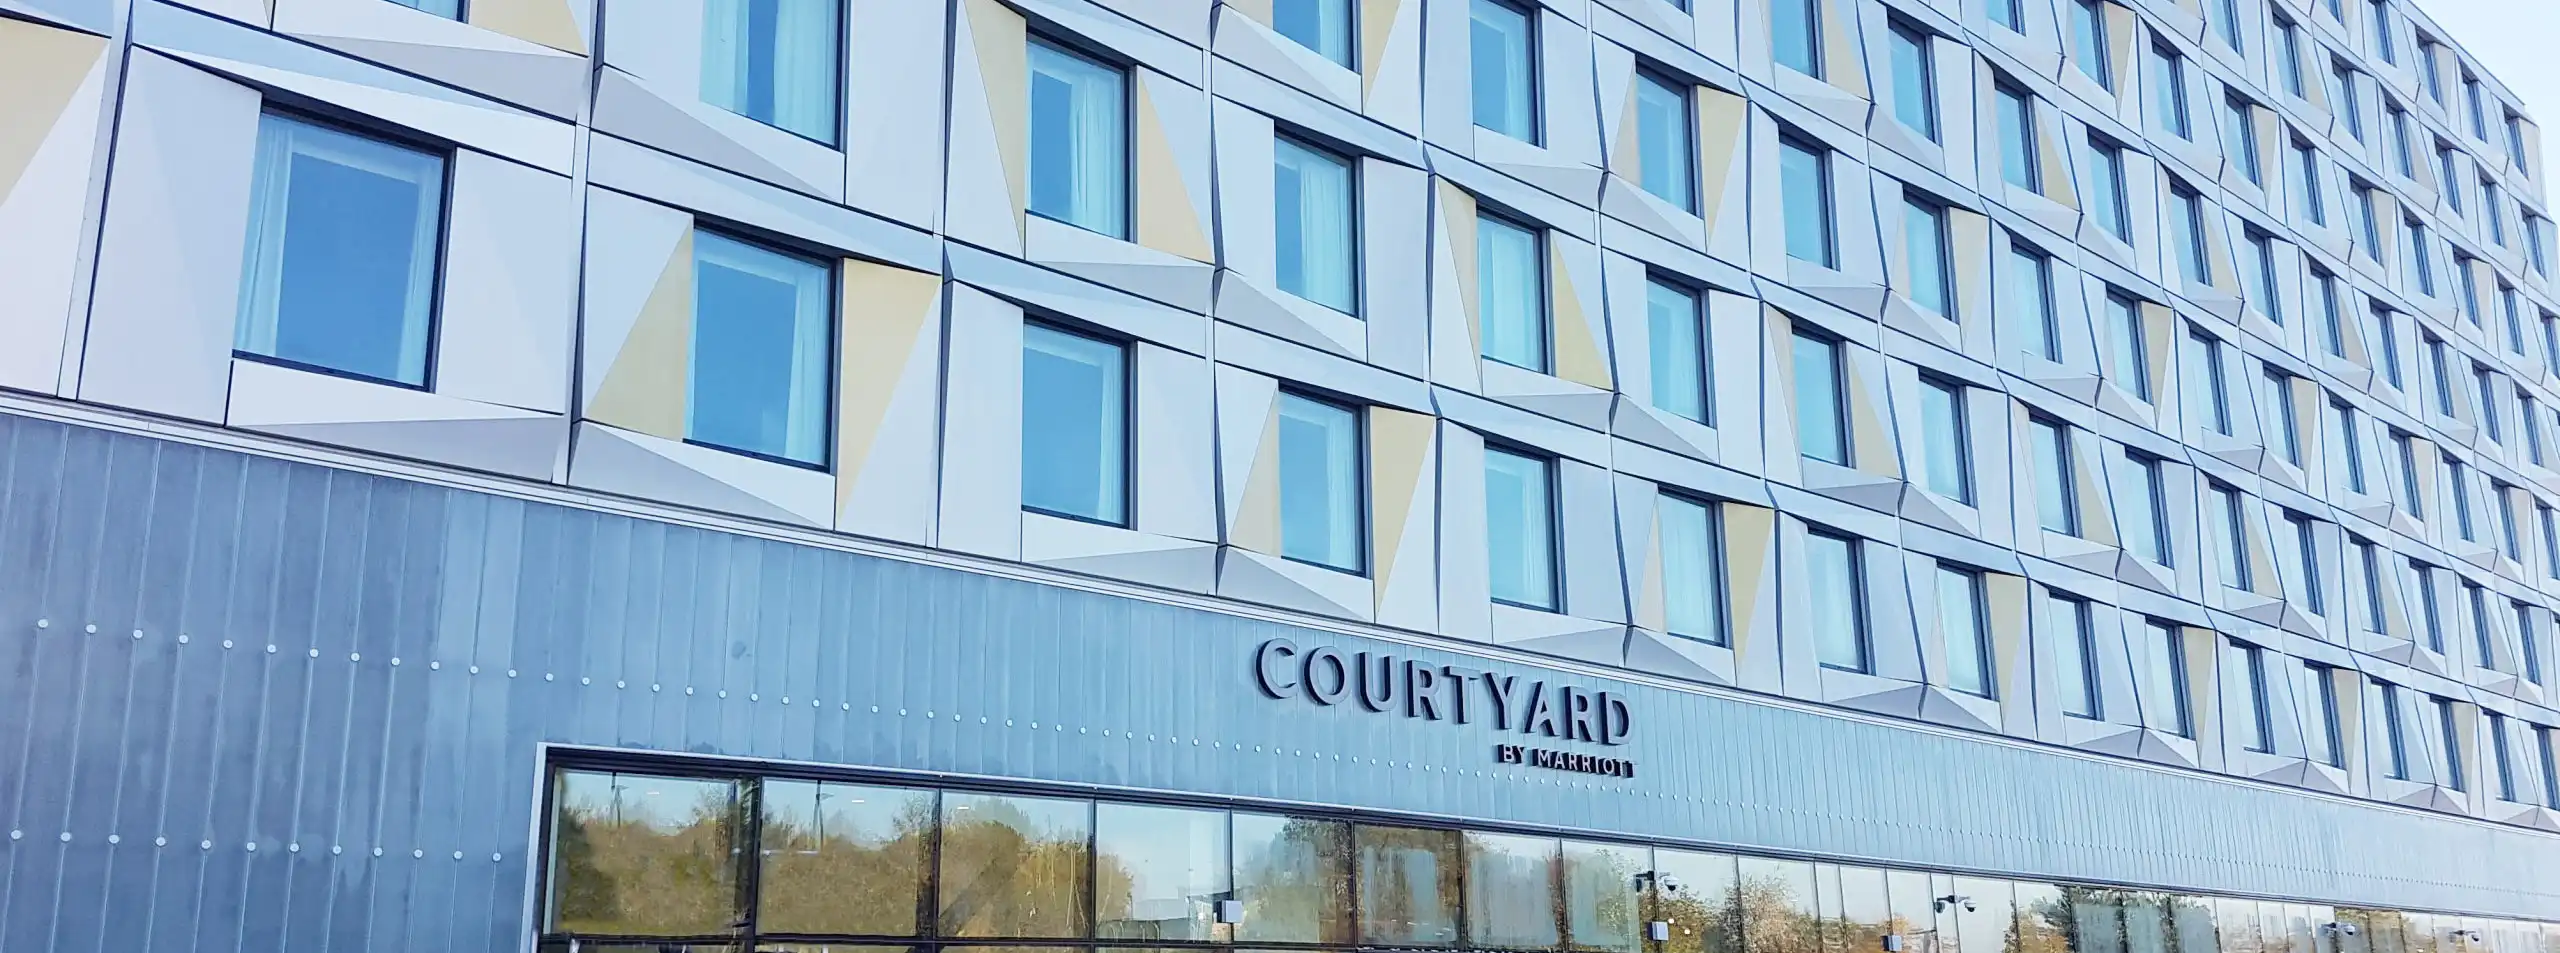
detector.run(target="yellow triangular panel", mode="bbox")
[1368,408,1434,607]
[965,0,1028,235]
[1551,243,1613,389]
[1136,79,1214,262]
[0,20,107,200]
[835,260,944,513]
[1233,402,1283,555]
[588,231,694,441]
[469,0,588,55]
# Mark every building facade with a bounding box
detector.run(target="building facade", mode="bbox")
[2,0,2560,948]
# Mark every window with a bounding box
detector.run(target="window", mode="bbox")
[1938,564,1992,697]
[2508,112,2531,168]
[2484,178,2506,246]
[2380,682,2411,779]
[2388,103,2414,177]
[2471,582,2500,669]
[234,113,446,389]
[543,770,750,938]
[2355,536,2386,632]
[2547,312,2560,374]
[2243,231,2280,322]
[2412,560,2445,651]
[2334,62,2364,141]
[2314,267,2343,355]
[1792,329,1847,465]
[2523,391,2544,465]
[1478,212,1547,371]
[1028,39,1129,238]
[1989,0,2022,32]
[1484,447,1557,610]
[2421,38,2445,101]
[2477,365,2502,442]
[2089,136,2129,240]
[2331,398,2366,492]
[2292,139,2325,226]
[2276,16,2305,97]
[2032,417,2077,536]
[2151,43,2189,138]
[1888,23,1939,141]
[2357,181,2384,254]
[1278,393,1363,573]
[2406,218,2434,295]
[2226,96,2261,185]
[2544,728,2560,806]
[2137,619,2191,737]
[1773,0,1820,78]
[2107,292,2148,399]
[2521,601,2545,684]
[2457,256,2483,325]
[2447,455,2475,540]
[2394,429,2423,517]
[1645,278,1709,423]
[2009,243,2058,360]
[2491,712,2518,801]
[2465,74,2488,140]
[1904,194,1952,316]
[2504,284,2527,353]
[2532,216,2553,275]
[2122,451,2169,565]
[1022,324,1129,525]
[2264,370,2299,465]
[1919,378,1970,503]
[1274,137,1358,314]
[2170,183,2211,285]
[1779,135,1835,267]
[2210,0,2241,49]
[2212,483,2251,590]
[685,230,834,466]
[2190,329,2232,434]
[1659,494,1727,645]
[1805,528,1869,672]
[2497,481,2522,560]
[1275,0,1354,67]
[2369,0,2394,61]
[2308,664,2345,767]
[2438,698,2467,791]
[2237,641,2274,753]
[2545,504,2560,578]
[2049,593,2100,718]
[1635,72,1695,211]
[2425,334,2454,415]
[2438,144,2463,212]
[1997,83,2040,191]
[2072,0,2110,89]
[1470,0,1538,142]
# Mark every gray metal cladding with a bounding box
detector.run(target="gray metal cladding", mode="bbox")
[0,410,2556,953]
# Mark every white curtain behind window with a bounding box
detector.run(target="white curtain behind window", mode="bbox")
[1276,140,1355,313]
[772,0,839,140]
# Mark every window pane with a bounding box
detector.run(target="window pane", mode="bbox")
[1779,138,1833,266]
[1486,448,1557,610]
[2152,46,2188,137]
[1806,530,1866,671]
[2120,453,2165,564]
[1358,825,1460,946]
[1919,380,1969,503]
[1890,26,1937,139]
[2138,621,2190,736]
[234,114,443,388]
[1647,279,1708,421]
[2073,0,2109,86]
[1791,331,1845,464]
[2237,643,2271,752]
[1904,197,1950,315]
[1648,850,1741,953]
[1028,40,1128,237]
[1233,814,1354,944]
[1660,494,1725,644]
[1637,74,1695,210]
[1278,393,1363,572]
[2226,98,2260,183]
[546,771,746,937]
[757,781,930,936]
[2035,420,2077,535]
[689,231,833,464]
[1563,841,1644,953]
[2049,595,2097,718]
[701,0,840,142]
[2306,664,2342,766]
[1022,324,1129,524]
[1274,0,1354,66]
[1465,832,1561,949]
[1940,566,1991,696]
[2214,486,2250,590]
[2010,246,2056,360]
[2170,189,2208,283]
[1471,0,1537,140]
[1772,0,1819,76]
[1479,214,1548,370]
[937,792,1092,937]
[2090,140,2127,239]
[1096,803,1231,941]
[1999,87,2038,190]
[2108,294,2147,398]
[1274,138,1358,314]
[1735,859,1820,953]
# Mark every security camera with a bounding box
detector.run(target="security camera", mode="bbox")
[1661,875,1685,893]
[2323,924,2362,938]
[1935,895,1977,914]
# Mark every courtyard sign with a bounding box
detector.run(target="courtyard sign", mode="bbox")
[1252,637,1633,747]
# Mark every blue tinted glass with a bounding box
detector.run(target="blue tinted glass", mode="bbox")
[2152,46,2188,137]
[1919,381,1967,502]
[1779,138,1832,266]
[2009,246,2055,360]
[1773,0,1819,76]
[2090,141,2126,239]
[388,0,459,17]
[1478,214,1546,370]
[1645,279,1706,422]
[1998,88,2037,190]
[1277,394,1362,572]
[689,231,833,464]
[1889,27,1937,139]
[1028,40,1129,237]
[1659,495,1722,643]
[2072,1,2108,87]
[1022,324,1128,524]
[1990,0,2021,31]
[234,114,444,388]
[2034,420,2075,535]
[1275,138,1358,314]
[702,0,841,142]
[1792,331,1845,464]
[1904,198,1949,314]
[1274,0,1354,67]
[1939,567,1989,696]
[1470,0,1537,141]
[1635,74,1694,211]
[2050,597,2096,717]
[1805,531,1865,670]
[1484,449,1555,610]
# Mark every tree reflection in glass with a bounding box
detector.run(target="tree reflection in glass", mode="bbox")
[1358,825,1461,945]
[1096,803,1232,942]
[2011,882,2077,953]
[1737,858,1822,953]
[1564,840,1645,953]
[937,792,1092,937]
[1233,813,1355,944]
[546,770,748,938]
[757,780,933,936]
[1647,849,1741,953]
[1465,832,1562,949]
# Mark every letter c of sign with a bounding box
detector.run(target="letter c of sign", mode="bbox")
[1255,639,1301,699]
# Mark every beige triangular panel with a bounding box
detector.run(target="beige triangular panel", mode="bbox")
[1723,503,1775,662]
[1135,79,1214,262]
[1551,243,1613,390]
[1635,504,1666,633]
[1985,573,2028,708]
[468,0,588,55]
[0,20,109,199]
[1438,180,1479,337]
[588,230,693,440]
[1360,0,1401,96]
[834,260,943,513]
[1611,77,1642,180]
[1230,0,1273,24]
[965,0,1027,235]
[1817,0,1867,97]
[1369,407,1433,606]
[1233,403,1283,554]
[1695,88,1747,231]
